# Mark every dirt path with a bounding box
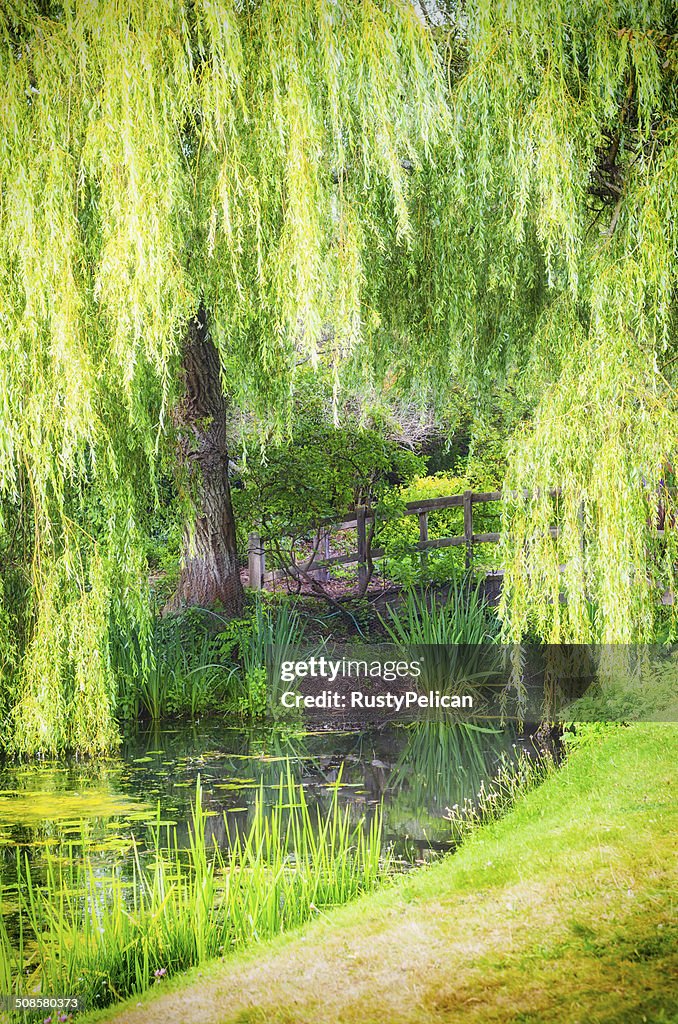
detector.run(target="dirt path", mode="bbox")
[88,726,677,1024]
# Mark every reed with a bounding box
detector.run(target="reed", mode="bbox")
[379,580,497,646]
[0,770,385,1016]
[112,619,231,720]
[443,749,555,845]
[379,581,500,708]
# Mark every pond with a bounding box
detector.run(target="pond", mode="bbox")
[0,719,542,889]
[0,718,551,1015]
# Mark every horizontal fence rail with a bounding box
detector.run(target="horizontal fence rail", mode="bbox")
[247,488,556,588]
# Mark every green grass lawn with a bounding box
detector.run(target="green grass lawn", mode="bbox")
[83,724,677,1024]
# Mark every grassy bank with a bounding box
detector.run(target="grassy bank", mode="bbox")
[81,724,677,1024]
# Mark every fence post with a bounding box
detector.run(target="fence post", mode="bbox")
[320,528,331,582]
[418,510,429,572]
[463,491,473,570]
[248,531,263,590]
[356,505,367,591]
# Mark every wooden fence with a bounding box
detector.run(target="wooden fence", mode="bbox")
[247,489,536,590]
[247,486,675,604]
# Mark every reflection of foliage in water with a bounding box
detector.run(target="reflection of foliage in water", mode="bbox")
[0,721,523,897]
[389,722,509,828]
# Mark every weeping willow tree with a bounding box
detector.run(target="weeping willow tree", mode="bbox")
[0,0,448,753]
[468,2,678,645]
[1,1,677,754]
[369,1,678,643]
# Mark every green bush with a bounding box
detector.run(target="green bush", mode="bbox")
[375,473,502,587]
[233,425,424,559]
[112,596,311,722]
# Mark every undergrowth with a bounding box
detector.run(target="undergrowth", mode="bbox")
[1,770,384,1019]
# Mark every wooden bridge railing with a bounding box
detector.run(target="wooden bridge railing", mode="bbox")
[248,484,675,602]
[247,489,560,590]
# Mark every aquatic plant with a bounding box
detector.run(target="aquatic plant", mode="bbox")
[379,581,498,647]
[378,581,500,705]
[112,617,234,721]
[0,771,385,1016]
[213,597,309,717]
[443,749,556,846]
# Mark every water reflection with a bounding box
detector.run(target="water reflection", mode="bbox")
[0,719,539,888]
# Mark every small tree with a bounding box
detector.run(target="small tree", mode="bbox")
[235,425,423,596]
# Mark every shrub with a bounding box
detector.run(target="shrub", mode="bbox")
[375,473,502,587]
[233,425,424,559]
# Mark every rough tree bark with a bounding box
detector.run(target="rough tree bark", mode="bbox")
[165,308,245,616]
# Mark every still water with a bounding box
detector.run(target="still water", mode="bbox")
[0,719,539,889]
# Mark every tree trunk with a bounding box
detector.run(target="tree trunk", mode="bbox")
[166,309,245,617]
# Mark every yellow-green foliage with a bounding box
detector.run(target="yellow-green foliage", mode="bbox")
[1,1,677,751]
[480,8,678,642]
[501,338,677,642]
[370,2,678,642]
[0,1,447,753]
[378,473,502,583]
